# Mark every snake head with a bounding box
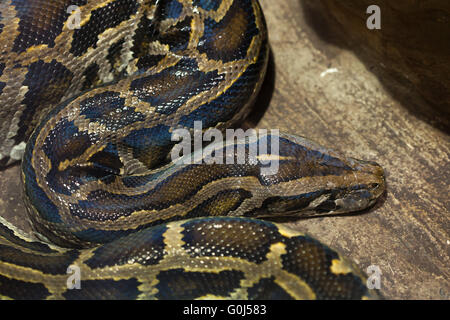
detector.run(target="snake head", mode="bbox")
[251,133,386,217]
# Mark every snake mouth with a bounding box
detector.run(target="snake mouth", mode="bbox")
[264,180,386,219]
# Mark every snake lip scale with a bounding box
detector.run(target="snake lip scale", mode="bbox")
[0,0,385,300]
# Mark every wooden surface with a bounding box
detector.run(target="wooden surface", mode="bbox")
[301,0,450,125]
[0,0,449,300]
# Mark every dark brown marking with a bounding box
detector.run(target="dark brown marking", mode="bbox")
[0,275,50,300]
[0,244,79,275]
[281,237,369,299]
[18,59,74,142]
[62,278,141,299]
[11,0,87,52]
[155,268,245,299]
[247,276,295,299]
[70,0,139,56]
[197,0,258,62]
[181,218,282,264]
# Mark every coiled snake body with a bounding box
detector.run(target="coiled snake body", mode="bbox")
[0,0,385,299]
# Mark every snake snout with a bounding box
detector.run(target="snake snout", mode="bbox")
[358,159,386,200]
[348,158,386,209]
[321,157,386,214]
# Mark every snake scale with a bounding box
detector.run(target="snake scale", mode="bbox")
[0,0,386,299]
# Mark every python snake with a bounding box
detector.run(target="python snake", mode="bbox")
[0,0,386,299]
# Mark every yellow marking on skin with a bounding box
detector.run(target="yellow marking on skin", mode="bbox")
[76,251,245,285]
[58,143,107,172]
[199,0,234,23]
[24,44,50,55]
[206,241,314,300]
[68,0,119,29]
[171,41,260,119]
[330,257,354,275]
[137,278,160,300]
[264,242,316,300]
[0,217,38,244]
[70,246,97,272]
[163,221,187,253]
[256,154,296,162]
[188,11,204,50]
[126,46,175,83]
[0,261,69,298]
[266,242,286,258]
[276,223,306,238]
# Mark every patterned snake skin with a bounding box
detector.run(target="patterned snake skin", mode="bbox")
[0,0,386,299]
